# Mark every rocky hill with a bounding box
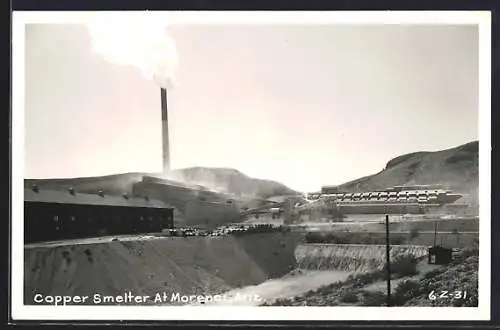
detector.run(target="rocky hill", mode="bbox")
[337,141,479,205]
[24,142,478,206]
[169,167,298,199]
[24,167,298,201]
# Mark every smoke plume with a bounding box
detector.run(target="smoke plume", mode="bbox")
[86,14,178,89]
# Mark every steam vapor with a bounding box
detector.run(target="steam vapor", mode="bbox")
[86,15,178,89]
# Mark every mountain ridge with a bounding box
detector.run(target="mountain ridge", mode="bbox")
[336,141,479,204]
[24,168,299,201]
[24,141,479,205]
[169,166,298,199]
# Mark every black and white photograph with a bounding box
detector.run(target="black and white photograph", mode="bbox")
[11,11,491,321]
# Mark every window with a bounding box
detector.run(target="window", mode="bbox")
[54,215,59,222]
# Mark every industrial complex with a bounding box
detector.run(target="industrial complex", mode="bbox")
[240,184,467,226]
[23,86,473,243]
[22,89,478,308]
[24,87,242,242]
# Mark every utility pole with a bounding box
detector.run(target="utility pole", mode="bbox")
[385,214,391,307]
[433,221,438,246]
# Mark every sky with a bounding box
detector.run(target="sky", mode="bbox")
[24,23,479,192]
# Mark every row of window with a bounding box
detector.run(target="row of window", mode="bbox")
[25,207,173,242]
[324,197,434,203]
[49,215,169,232]
[50,215,168,222]
[324,191,445,198]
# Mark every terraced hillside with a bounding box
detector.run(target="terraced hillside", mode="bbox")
[337,141,479,205]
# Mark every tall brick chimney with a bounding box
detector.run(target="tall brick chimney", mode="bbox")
[160,88,170,174]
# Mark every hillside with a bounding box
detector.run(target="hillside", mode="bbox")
[337,141,479,204]
[265,251,478,307]
[24,142,477,206]
[24,167,298,201]
[169,167,298,199]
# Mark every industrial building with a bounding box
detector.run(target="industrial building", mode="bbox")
[279,185,467,224]
[318,185,463,215]
[320,185,463,208]
[24,185,174,243]
[133,176,240,227]
[127,87,240,227]
[24,84,239,241]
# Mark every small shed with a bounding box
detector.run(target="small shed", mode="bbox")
[428,246,453,265]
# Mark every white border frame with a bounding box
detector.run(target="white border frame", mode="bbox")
[11,10,491,321]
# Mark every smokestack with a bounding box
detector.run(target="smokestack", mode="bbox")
[160,87,170,173]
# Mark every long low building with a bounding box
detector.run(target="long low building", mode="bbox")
[24,185,174,243]
[283,185,467,223]
[320,185,463,206]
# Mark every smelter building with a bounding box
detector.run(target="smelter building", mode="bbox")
[24,185,174,243]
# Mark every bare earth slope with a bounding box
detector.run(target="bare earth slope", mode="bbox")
[337,141,478,205]
[24,232,304,305]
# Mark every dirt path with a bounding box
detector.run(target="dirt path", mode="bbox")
[24,234,160,248]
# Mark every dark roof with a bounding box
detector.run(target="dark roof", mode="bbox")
[429,246,453,252]
[24,188,170,209]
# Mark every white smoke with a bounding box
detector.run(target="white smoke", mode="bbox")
[168,169,234,196]
[86,14,178,89]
